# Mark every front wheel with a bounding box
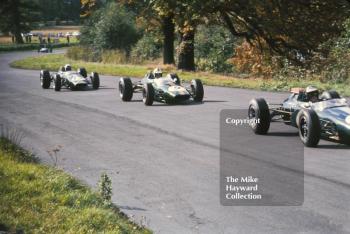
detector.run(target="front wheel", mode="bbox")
[191,79,204,102]
[54,74,61,91]
[119,77,133,101]
[40,70,51,89]
[91,72,100,90]
[248,98,270,135]
[297,109,320,147]
[142,83,154,106]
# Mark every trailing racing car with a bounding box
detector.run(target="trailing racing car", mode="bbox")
[38,43,53,53]
[118,68,204,106]
[40,64,100,91]
[248,86,350,147]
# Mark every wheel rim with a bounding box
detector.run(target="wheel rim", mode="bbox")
[191,85,196,97]
[142,88,147,102]
[119,82,124,97]
[300,116,308,139]
[248,106,257,128]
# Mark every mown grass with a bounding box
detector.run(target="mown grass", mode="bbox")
[10,53,350,96]
[0,137,151,234]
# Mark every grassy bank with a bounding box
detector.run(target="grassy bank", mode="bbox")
[10,53,350,96]
[0,137,150,233]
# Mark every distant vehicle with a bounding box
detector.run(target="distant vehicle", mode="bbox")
[40,64,100,91]
[31,32,43,37]
[248,87,350,147]
[72,31,81,36]
[118,68,204,106]
[38,44,52,53]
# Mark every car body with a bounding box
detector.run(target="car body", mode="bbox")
[118,72,204,106]
[40,65,100,91]
[38,44,52,53]
[248,88,350,147]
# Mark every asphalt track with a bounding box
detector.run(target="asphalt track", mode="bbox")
[0,50,350,234]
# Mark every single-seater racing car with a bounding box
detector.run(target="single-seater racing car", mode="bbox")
[40,64,100,91]
[118,68,204,106]
[248,86,350,147]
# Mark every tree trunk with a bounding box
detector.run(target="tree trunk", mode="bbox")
[162,15,175,64]
[12,0,24,44]
[177,29,195,71]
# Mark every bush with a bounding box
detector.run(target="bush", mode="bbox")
[195,25,236,73]
[319,19,350,83]
[131,33,162,63]
[80,2,139,54]
[66,46,100,62]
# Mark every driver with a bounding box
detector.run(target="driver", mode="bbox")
[153,68,163,78]
[306,86,319,103]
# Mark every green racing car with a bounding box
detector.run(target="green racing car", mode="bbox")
[248,86,350,147]
[118,68,204,106]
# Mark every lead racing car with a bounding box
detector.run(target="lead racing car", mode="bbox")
[248,86,350,147]
[118,68,204,106]
[40,64,100,91]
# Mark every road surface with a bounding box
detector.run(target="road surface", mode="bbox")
[0,51,349,233]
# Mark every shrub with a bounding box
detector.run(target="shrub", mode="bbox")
[131,33,162,63]
[195,25,236,73]
[80,2,139,54]
[66,46,100,62]
[98,173,112,204]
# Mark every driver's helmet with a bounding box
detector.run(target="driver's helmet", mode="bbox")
[64,64,72,71]
[306,86,319,102]
[153,68,162,78]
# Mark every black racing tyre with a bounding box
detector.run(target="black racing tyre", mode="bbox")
[320,91,340,100]
[119,77,133,101]
[248,98,271,135]
[191,79,204,102]
[40,70,51,89]
[297,109,320,147]
[54,74,61,91]
[91,72,100,90]
[169,73,181,85]
[78,67,87,78]
[142,83,154,106]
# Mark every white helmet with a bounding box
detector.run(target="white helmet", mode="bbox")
[64,64,72,71]
[153,68,162,78]
[306,86,319,102]
[306,86,318,94]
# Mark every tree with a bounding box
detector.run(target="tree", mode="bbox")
[216,0,350,64]
[81,2,139,54]
[0,0,40,43]
[119,0,176,64]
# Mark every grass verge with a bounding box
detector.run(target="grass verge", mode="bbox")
[0,137,150,234]
[10,53,350,96]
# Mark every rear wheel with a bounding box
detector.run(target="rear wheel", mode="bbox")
[119,77,133,101]
[91,72,100,90]
[191,79,204,102]
[54,74,61,91]
[248,98,270,134]
[143,83,154,106]
[40,70,51,89]
[297,109,320,147]
[320,91,340,100]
